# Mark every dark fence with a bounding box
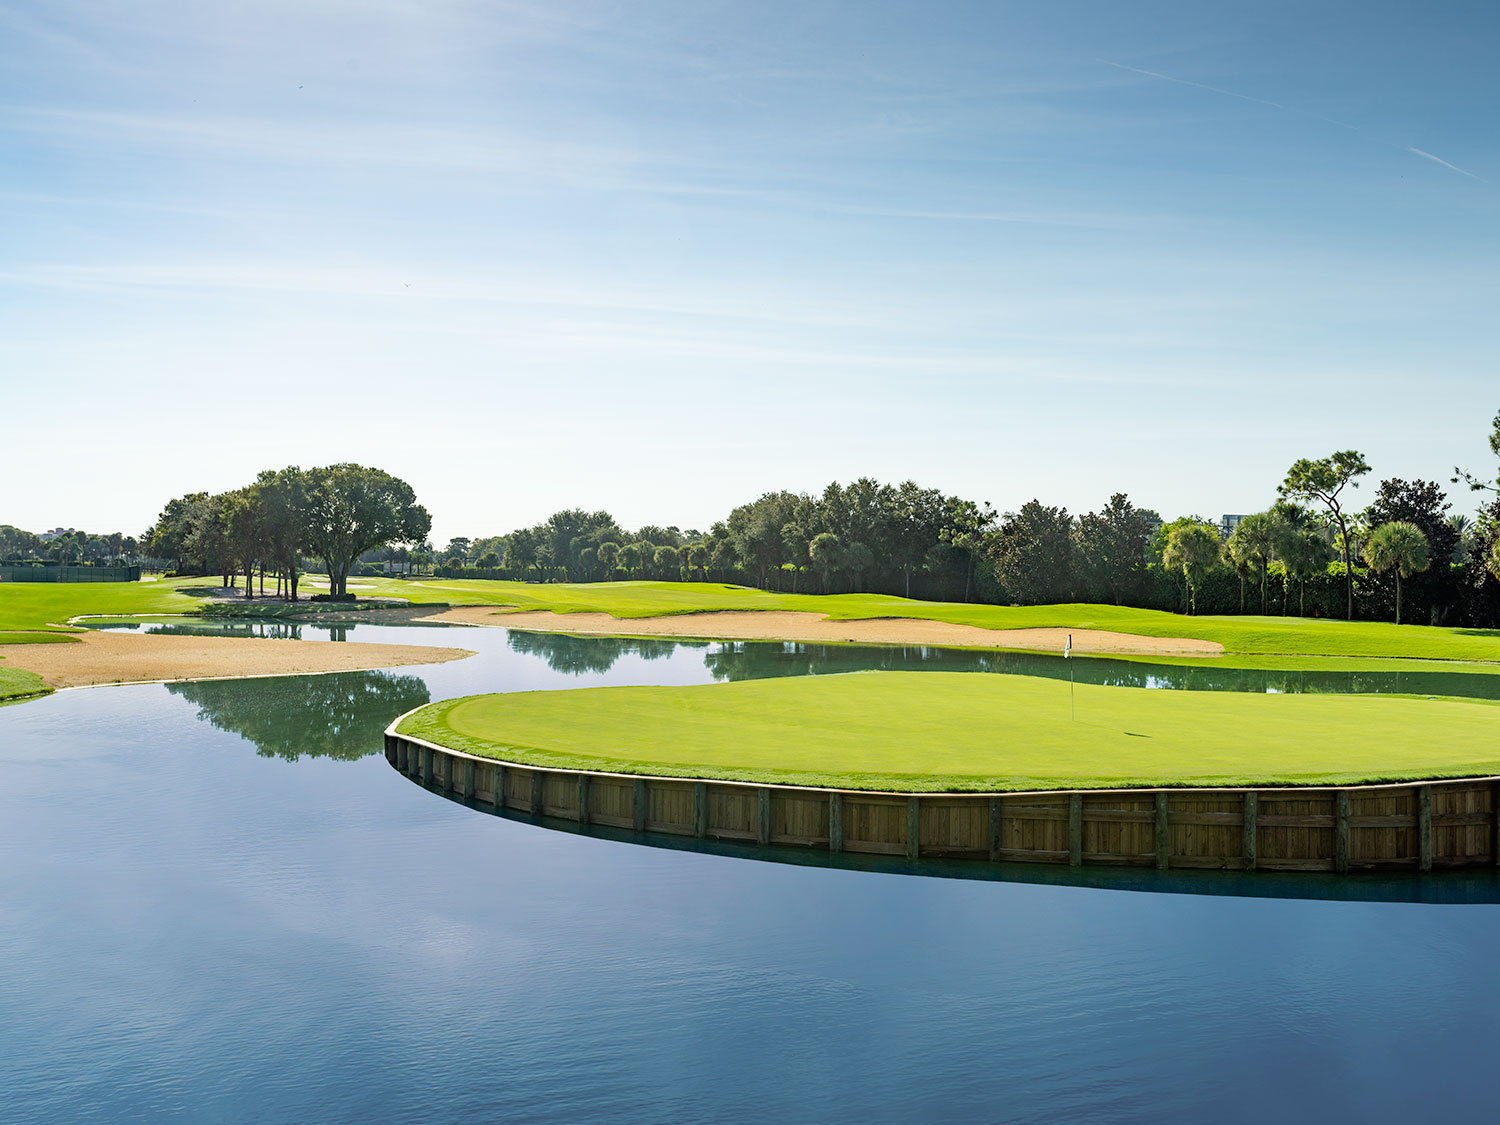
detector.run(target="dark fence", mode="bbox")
[0,564,141,583]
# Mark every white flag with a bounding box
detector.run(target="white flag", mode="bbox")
[1065,634,1072,659]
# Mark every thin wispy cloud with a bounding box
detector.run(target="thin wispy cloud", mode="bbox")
[1407,146,1479,179]
[1100,58,1484,183]
[1096,59,1284,110]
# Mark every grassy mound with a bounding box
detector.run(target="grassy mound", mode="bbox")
[397,670,1500,792]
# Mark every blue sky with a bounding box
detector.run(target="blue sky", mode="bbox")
[3,1,1497,543]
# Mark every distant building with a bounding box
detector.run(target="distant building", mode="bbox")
[38,528,74,542]
[1221,514,1246,540]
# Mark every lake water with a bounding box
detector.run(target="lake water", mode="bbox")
[5,622,1500,1122]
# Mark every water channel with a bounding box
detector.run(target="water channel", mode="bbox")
[4,620,1499,1121]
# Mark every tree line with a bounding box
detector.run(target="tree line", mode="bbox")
[439,414,1500,627]
[0,527,140,567]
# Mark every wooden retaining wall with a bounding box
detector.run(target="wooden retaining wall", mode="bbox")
[384,729,1500,874]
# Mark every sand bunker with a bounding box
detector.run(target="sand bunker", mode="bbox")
[1,630,473,690]
[428,608,1222,656]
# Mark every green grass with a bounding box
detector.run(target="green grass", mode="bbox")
[0,665,51,703]
[0,577,222,639]
[361,577,1500,663]
[398,671,1500,792]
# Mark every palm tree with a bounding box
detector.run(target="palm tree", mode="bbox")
[1226,511,1279,614]
[1363,521,1430,624]
[809,532,843,593]
[597,541,620,579]
[1162,522,1221,615]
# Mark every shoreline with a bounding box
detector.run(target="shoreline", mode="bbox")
[0,629,473,690]
[424,606,1226,656]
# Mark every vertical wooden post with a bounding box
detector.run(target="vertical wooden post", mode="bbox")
[1243,791,1258,871]
[576,775,590,826]
[395,740,407,772]
[632,778,648,831]
[422,746,433,786]
[1335,790,1350,874]
[463,759,475,800]
[1068,793,1083,867]
[1154,791,1170,870]
[1418,785,1433,872]
[693,782,708,838]
[530,770,545,817]
[493,763,507,810]
[906,797,921,861]
[828,792,843,853]
[756,787,771,845]
[987,797,1003,862]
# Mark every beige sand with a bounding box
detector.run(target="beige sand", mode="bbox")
[427,607,1223,655]
[1,630,473,689]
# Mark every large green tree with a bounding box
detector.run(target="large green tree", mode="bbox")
[1075,493,1154,606]
[302,464,430,597]
[1279,450,1370,619]
[990,501,1076,605]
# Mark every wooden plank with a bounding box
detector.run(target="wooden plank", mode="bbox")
[1068,793,1082,867]
[907,796,920,861]
[463,759,475,800]
[577,775,590,826]
[1077,808,1156,824]
[1432,813,1494,828]
[530,770,545,816]
[422,745,433,786]
[693,782,708,838]
[829,792,844,854]
[1335,790,1350,874]
[988,797,1002,862]
[493,764,506,810]
[1419,785,1433,872]
[1154,792,1169,870]
[1243,791,1257,870]
[1001,807,1070,822]
[757,787,771,846]
[1349,814,1427,828]
[396,740,407,772]
[1164,811,1244,826]
[632,778,648,832]
[1256,814,1337,828]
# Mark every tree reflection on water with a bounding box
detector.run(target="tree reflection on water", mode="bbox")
[166,670,429,761]
[505,629,702,674]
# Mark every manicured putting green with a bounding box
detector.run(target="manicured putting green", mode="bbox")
[398,670,1500,792]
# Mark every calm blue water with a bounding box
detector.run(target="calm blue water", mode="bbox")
[4,623,1500,1122]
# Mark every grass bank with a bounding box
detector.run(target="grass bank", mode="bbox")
[398,671,1500,792]
[366,578,1500,663]
[0,666,51,703]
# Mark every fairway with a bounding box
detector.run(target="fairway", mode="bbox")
[0,578,219,638]
[398,671,1500,792]
[366,578,1500,663]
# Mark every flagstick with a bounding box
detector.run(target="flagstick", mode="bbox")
[1066,633,1074,721]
